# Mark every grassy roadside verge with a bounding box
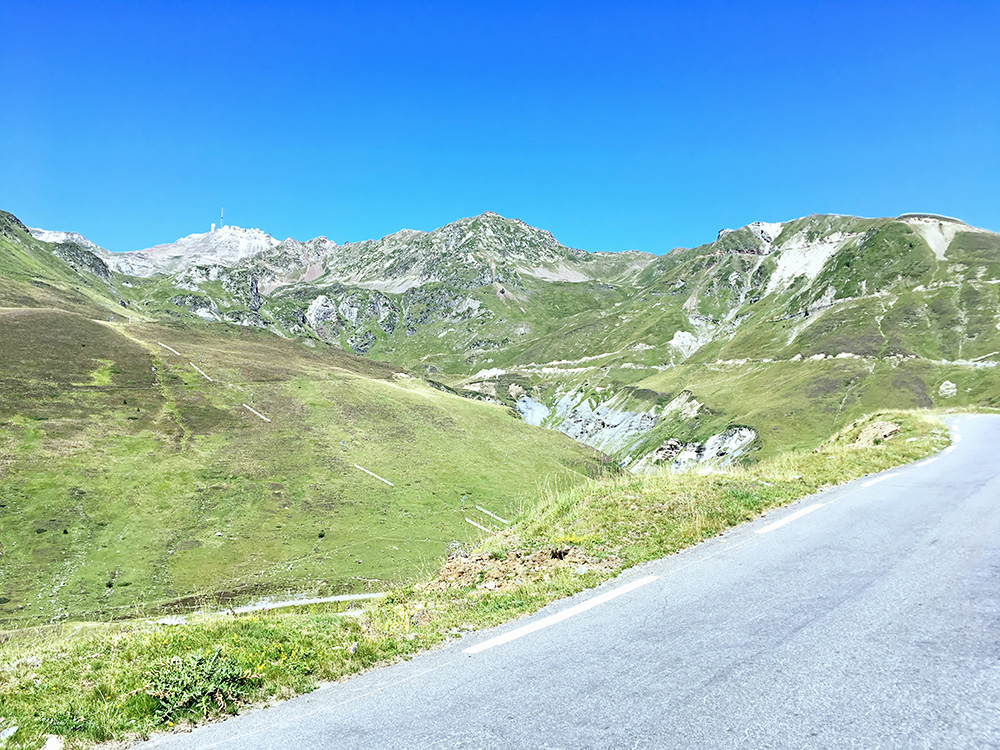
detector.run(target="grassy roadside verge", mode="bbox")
[0,411,950,749]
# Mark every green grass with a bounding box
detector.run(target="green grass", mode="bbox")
[0,313,606,630]
[0,410,949,749]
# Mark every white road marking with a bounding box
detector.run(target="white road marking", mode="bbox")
[944,445,956,454]
[190,362,213,382]
[465,517,492,532]
[242,403,271,422]
[916,457,939,467]
[861,473,899,488]
[158,341,181,355]
[464,575,658,655]
[354,464,394,486]
[953,433,962,443]
[754,503,824,535]
[476,505,510,525]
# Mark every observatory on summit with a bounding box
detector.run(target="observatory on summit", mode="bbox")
[211,208,225,233]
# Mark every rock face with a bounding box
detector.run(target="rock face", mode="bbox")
[169,294,220,321]
[668,427,759,470]
[300,284,484,352]
[305,295,342,340]
[547,390,659,455]
[510,387,755,472]
[50,242,112,281]
[25,227,113,281]
[1,211,30,240]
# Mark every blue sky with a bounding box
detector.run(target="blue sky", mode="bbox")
[2,0,997,254]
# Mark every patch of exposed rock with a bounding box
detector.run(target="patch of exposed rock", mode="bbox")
[50,242,112,281]
[299,285,485,350]
[169,294,220,321]
[630,426,758,472]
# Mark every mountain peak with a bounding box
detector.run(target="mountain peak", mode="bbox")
[105,225,281,277]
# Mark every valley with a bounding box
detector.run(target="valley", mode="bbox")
[4,207,1000,630]
[18,208,1000,470]
[1,205,995,747]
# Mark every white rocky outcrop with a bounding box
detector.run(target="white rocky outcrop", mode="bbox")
[106,225,281,277]
[748,221,783,245]
[28,227,110,255]
[668,329,707,361]
[765,231,854,294]
[629,426,758,473]
[514,390,658,454]
[515,395,551,425]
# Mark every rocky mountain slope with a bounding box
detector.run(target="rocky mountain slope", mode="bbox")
[0,212,607,628]
[10,205,999,630]
[9,209,1000,472]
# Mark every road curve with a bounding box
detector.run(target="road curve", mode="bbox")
[138,415,1000,749]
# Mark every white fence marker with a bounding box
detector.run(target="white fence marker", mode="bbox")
[190,362,213,382]
[243,403,272,423]
[465,517,492,532]
[158,342,181,355]
[354,464,394,487]
[476,505,510,525]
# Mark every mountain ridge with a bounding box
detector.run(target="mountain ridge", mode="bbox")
[8,206,1000,472]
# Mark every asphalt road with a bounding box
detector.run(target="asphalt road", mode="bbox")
[139,415,1000,749]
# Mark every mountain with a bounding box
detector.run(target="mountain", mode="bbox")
[0,211,607,628]
[100,211,650,292]
[28,227,111,256]
[5,205,1000,627]
[10,208,1000,473]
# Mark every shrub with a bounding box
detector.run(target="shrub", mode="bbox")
[144,650,261,722]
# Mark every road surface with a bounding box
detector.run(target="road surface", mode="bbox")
[139,415,1000,749]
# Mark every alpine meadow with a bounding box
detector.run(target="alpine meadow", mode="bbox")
[1,205,997,746]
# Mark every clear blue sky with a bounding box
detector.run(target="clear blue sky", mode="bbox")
[2,0,998,254]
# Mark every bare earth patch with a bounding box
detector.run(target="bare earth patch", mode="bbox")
[419,539,619,593]
[854,421,900,447]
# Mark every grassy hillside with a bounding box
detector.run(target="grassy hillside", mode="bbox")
[0,311,606,629]
[405,215,1000,463]
[0,212,125,318]
[5,208,1000,627]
